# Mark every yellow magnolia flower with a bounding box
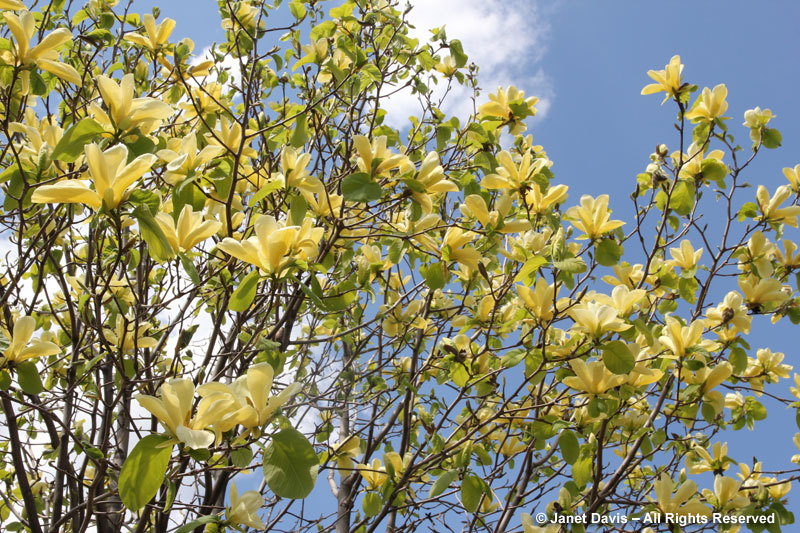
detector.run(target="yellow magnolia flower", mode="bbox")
[667,240,703,270]
[357,459,388,490]
[658,316,704,359]
[774,238,800,269]
[0,1,25,10]
[478,85,538,134]
[685,84,729,123]
[569,301,631,338]
[332,436,361,472]
[155,205,222,253]
[1,315,60,366]
[595,285,647,316]
[276,147,323,201]
[521,513,560,533]
[685,441,729,475]
[3,10,82,94]
[136,378,215,449]
[525,183,568,214]
[411,151,459,213]
[641,55,684,103]
[783,164,800,190]
[217,215,324,276]
[757,185,800,227]
[123,13,176,52]
[673,142,726,181]
[743,107,775,143]
[102,315,157,351]
[743,348,792,394]
[90,74,174,134]
[705,291,751,336]
[516,278,556,322]
[651,472,710,516]
[563,359,626,396]
[352,135,410,178]
[702,476,749,512]
[196,363,301,436]
[435,55,457,76]
[205,116,258,159]
[156,135,224,185]
[460,194,531,233]
[7,108,65,166]
[566,195,624,240]
[31,143,158,210]
[226,481,265,530]
[481,150,550,196]
[740,231,776,277]
[442,227,481,272]
[738,275,789,309]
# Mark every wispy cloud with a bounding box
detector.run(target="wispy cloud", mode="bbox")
[384,0,554,128]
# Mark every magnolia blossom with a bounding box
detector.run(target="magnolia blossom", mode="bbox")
[1,316,60,366]
[226,481,265,529]
[641,55,684,103]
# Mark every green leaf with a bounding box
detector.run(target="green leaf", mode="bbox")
[461,474,483,513]
[51,118,105,163]
[128,189,160,215]
[0,370,11,390]
[341,172,381,202]
[178,253,201,285]
[290,195,308,226]
[263,428,318,499]
[762,128,782,149]
[290,112,309,148]
[289,0,306,19]
[230,446,254,469]
[119,435,174,511]
[175,515,220,533]
[500,349,526,368]
[429,469,458,499]
[572,456,593,487]
[362,492,382,517]
[553,257,587,274]
[229,270,260,312]
[16,362,43,394]
[132,207,175,263]
[729,346,747,375]
[421,262,446,290]
[602,341,635,375]
[559,430,580,465]
[449,39,468,68]
[595,239,622,267]
[514,255,548,284]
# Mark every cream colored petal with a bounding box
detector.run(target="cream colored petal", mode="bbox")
[28,28,73,61]
[175,425,214,449]
[31,181,102,209]
[36,59,82,85]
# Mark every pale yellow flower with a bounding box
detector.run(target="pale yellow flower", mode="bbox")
[442,227,481,272]
[156,135,224,185]
[217,215,324,276]
[667,240,703,270]
[31,143,158,210]
[705,291,751,336]
[525,183,568,214]
[650,472,710,516]
[743,107,775,143]
[685,84,729,123]
[569,301,631,338]
[658,316,705,359]
[411,151,459,213]
[123,13,176,52]
[357,459,388,490]
[756,185,800,227]
[352,135,410,177]
[3,10,82,93]
[478,85,538,134]
[136,378,215,449]
[566,195,624,240]
[685,441,729,474]
[481,150,550,195]
[563,359,626,396]
[155,205,222,253]
[90,74,174,134]
[226,481,265,529]
[102,315,158,352]
[517,278,556,322]
[738,275,789,308]
[1,315,60,365]
[702,476,749,512]
[332,436,361,472]
[641,55,684,103]
[783,164,800,190]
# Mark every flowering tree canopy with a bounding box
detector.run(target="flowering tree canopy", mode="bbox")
[0,1,799,532]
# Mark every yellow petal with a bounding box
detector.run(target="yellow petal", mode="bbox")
[31,181,103,209]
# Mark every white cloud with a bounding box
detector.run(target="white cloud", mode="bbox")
[383,0,554,128]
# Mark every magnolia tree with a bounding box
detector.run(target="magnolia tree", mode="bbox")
[1,0,800,532]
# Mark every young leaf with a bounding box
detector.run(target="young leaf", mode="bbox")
[429,469,458,499]
[602,341,635,375]
[51,119,105,163]
[559,430,580,465]
[229,270,260,312]
[341,173,381,202]
[263,428,318,499]
[119,435,174,511]
[132,207,175,263]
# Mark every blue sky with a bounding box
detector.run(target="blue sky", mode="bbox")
[133,0,800,520]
